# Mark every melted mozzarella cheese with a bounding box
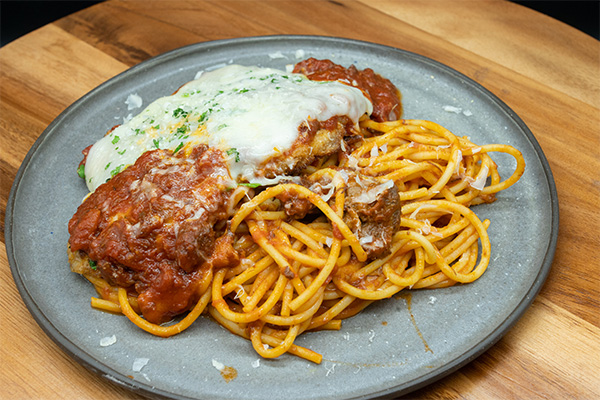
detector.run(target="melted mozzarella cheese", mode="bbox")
[84,64,373,192]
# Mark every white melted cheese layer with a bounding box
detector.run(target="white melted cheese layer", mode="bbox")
[85,64,373,192]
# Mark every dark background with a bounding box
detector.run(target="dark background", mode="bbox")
[0,0,599,47]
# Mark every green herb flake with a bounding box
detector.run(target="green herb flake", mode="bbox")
[226,148,240,162]
[110,164,124,177]
[111,135,120,144]
[153,139,160,149]
[118,149,126,155]
[104,162,112,171]
[173,107,189,118]
[199,110,209,123]
[173,142,184,153]
[88,259,97,270]
[239,182,261,188]
[77,164,86,180]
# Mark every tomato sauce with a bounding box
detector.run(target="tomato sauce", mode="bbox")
[293,58,402,122]
[68,145,238,323]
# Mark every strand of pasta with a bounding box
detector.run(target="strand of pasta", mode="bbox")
[207,306,322,364]
[118,282,212,338]
[250,321,302,359]
[212,267,287,324]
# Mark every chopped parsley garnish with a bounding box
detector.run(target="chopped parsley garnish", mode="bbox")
[153,139,160,149]
[226,148,240,162]
[111,135,120,144]
[88,259,97,270]
[239,182,261,188]
[173,107,189,118]
[104,162,111,170]
[199,110,209,123]
[110,164,124,177]
[118,149,127,155]
[173,142,184,153]
[134,128,144,135]
[77,164,86,180]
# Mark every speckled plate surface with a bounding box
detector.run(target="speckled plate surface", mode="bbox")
[6,36,558,400]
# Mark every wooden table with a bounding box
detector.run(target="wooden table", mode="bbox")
[1,1,598,398]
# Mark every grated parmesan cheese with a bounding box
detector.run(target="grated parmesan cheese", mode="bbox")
[453,149,463,175]
[409,204,434,220]
[368,329,376,343]
[100,335,117,347]
[370,144,379,158]
[470,163,490,190]
[132,358,149,372]
[353,180,394,204]
[212,359,225,371]
[125,93,143,110]
[443,105,462,114]
[268,51,286,59]
[359,235,373,245]
[325,363,336,377]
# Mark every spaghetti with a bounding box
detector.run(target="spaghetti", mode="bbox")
[79,116,524,364]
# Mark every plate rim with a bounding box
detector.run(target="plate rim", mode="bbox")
[5,34,559,400]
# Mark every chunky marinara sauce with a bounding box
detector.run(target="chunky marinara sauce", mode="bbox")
[293,58,402,122]
[68,145,238,323]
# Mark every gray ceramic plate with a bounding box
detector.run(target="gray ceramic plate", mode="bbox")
[6,36,558,400]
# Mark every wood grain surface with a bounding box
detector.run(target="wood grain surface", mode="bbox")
[1,1,598,399]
